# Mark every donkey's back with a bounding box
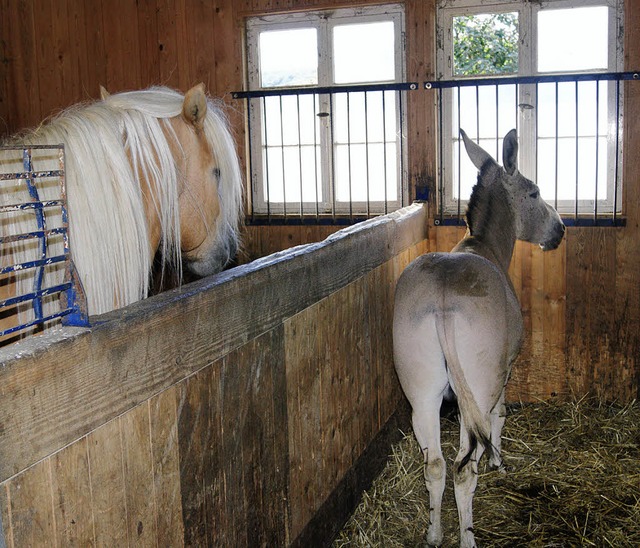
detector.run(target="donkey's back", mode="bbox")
[393,250,523,425]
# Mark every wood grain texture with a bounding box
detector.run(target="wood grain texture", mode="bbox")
[5,459,55,546]
[87,418,128,546]
[149,385,185,545]
[51,438,94,546]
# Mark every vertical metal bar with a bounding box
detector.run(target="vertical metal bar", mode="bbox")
[457,86,463,222]
[554,82,559,210]
[437,87,444,223]
[594,81,600,222]
[364,91,371,217]
[613,79,620,225]
[495,84,499,159]
[23,148,45,322]
[475,85,480,145]
[330,93,337,222]
[262,96,272,223]
[534,83,539,187]
[398,89,406,208]
[296,94,304,220]
[346,92,353,220]
[382,90,388,214]
[574,81,579,220]
[278,96,287,219]
[246,97,255,223]
[313,93,320,221]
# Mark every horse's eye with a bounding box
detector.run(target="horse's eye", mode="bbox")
[529,191,539,199]
[212,167,221,180]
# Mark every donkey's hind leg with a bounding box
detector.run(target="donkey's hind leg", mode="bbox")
[489,389,507,471]
[412,395,446,547]
[453,415,483,548]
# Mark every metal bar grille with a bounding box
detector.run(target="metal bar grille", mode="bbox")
[234,82,416,225]
[427,71,639,227]
[0,145,89,340]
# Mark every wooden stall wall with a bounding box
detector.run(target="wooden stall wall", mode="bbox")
[0,0,638,399]
[0,205,428,547]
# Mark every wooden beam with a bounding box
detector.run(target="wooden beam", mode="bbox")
[0,204,427,483]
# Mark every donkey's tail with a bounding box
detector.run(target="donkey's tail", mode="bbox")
[435,312,495,471]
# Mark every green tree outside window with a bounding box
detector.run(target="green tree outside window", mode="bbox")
[453,13,519,76]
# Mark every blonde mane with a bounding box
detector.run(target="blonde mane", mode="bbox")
[1,86,242,318]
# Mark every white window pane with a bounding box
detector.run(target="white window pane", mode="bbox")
[537,7,608,73]
[333,22,395,84]
[260,28,318,87]
[335,144,398,202]
[538,81,610,138]
[263,145,322,203]
[537,136,608,202]
[452,86,517,142]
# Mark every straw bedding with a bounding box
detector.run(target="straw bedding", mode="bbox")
[334,397,640,547]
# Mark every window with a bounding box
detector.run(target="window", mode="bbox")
[437,0,623,218]
[245,5,406,219]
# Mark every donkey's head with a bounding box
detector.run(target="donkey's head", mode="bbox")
[461,129,565,251]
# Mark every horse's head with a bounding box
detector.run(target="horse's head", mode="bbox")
[461,129,565,251]
[168,84,242,277]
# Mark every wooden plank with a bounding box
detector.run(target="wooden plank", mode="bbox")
[66,0,95,102]
[0,0,11,136]
[285,301,323,539]
[186,0,216,88]
[0,482,10,548]
[3,0,41,131]
[51,438,94,546]
[156,0,181,88]
[224,328,288,547]
[78,0,107,96]
[542,240,567,398]
[291,401,410,547]
[5,459,55,546]
[121,402,157,544]
[136,0,161,86]
[87,417,128,546]
[564,227,593,396]
[33,0,78,115]
[102,0,141,91]
[212,0,245,107]
[0,204,427,484]
[149,385,185,545]
[177,366,214,546]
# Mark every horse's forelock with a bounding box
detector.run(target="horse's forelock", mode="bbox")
[201,98,243,264]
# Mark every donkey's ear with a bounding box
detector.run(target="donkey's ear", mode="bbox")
[182,83,207,129]
[461,129,494,171]
[99,85,110,100]
[502,129,518,175]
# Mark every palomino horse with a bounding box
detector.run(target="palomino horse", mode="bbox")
[393,129,565,547]
[0,84,242,339]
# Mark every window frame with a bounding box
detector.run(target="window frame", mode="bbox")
[245,4,407,218]
[436,0,624,218]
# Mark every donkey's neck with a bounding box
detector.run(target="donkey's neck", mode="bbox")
[455,178,516,274]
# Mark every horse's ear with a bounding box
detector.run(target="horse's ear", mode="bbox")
[502,129,518,175]
[99,85,110,100]
[183,83,207,130]
[461,129,494,171]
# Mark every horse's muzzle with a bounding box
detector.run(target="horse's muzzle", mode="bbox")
[540,222,566,251]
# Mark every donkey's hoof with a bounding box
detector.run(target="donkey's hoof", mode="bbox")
[426,526,443,547]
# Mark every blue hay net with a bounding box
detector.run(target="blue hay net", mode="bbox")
[0,145,89,340]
